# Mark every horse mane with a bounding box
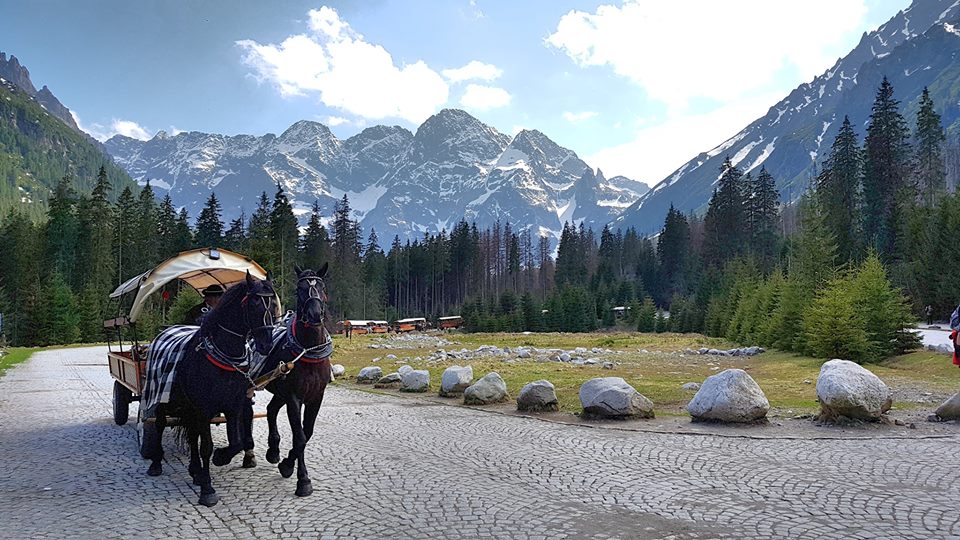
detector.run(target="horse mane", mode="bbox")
[200,280,250,337]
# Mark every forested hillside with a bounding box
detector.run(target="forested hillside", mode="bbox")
[0,79,135,218]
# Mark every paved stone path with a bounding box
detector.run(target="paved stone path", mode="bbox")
[1,346,959,539]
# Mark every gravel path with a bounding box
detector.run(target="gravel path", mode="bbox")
[1,346,959,539]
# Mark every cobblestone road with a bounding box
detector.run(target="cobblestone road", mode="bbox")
[1,346,959,539]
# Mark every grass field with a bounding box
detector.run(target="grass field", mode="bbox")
[330,331,960,415]
[0,347,41,375]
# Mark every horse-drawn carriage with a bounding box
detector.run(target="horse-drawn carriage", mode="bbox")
[106,251,334,505]
[105,247,271,427]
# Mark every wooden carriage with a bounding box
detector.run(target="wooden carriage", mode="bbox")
[393,317,427,332]
[105,248,271,427]
[438,316,463,330]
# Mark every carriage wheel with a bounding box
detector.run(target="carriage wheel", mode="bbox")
[113,381,132,425]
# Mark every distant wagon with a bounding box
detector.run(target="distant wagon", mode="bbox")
[393,317,427,332]
[438,315,463,330]
[105,248,274,429]
[370,320,389,333]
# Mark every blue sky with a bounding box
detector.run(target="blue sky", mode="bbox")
[4,0,909,184]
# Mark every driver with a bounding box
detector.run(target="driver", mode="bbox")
[185,284,225,325]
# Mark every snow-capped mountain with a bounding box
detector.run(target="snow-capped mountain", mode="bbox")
[615,0,960,234]
[106,109,648,242]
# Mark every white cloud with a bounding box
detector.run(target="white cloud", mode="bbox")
[237,6,449,124]
[72,112,153,141]
[442,61,502,83]
[546,0,869,109]
[459,84,511,111]
[325,116,349,126]
[562,111,598,122]
[587,91,782,183]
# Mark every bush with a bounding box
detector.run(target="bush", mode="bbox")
[803,274,871,361]
[636,297,656,332]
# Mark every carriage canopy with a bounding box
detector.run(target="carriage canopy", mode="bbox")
[109,248,269,323]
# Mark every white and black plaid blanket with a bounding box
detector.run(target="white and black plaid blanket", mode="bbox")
[141,325,199,418]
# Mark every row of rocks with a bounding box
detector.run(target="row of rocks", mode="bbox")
[682,346,765,357]
[368,333,454,350]
[355,357,910,424]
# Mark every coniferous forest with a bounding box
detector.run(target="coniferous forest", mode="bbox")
[1,78,955,363]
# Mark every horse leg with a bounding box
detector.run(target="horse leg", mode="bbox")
[265,393,284,464]
[187,427,202,485]
[146,416,165,477]
[294,401,322,497]
[212,410,244,467]
[277,397,303,481]
[242,398,256,468]
[196,422,219,507]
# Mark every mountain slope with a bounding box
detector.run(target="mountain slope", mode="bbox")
[0,52,81,132]
[614,0,960,234]
[0,77,136,216]
[106,109,648,242]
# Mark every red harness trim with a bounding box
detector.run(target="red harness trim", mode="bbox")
[291,314,329,364]
[206,353,247,372]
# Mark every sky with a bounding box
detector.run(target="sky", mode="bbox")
[3,0,910,186]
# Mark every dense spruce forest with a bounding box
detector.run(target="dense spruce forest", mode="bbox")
[0,78,953,363]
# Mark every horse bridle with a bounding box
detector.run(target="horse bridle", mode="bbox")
[219,290,279,339]
[297,275,327,326]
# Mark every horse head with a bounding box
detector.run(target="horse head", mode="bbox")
[243,270,281,355]
[293,263,328,328]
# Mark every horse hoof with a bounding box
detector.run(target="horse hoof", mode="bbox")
[278,459,294,479]
[211,448,232,467]
[242,454,257,469]
[198,492,219,507]
[147,462,162,476]
[265,448,280,464]
[295,480,313,497]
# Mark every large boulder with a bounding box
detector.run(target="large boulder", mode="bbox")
[439,365,474,397]
[331,364,346,378]
[579,377,654,419]
[400,369,430,392]
[463,372,509,405]
[374,372,402,389]
[516,380,558,412]
[357,366,383,384]
[686,369,769,423]
[935,393,960,420]
[816,359,893,420]
[398,365,413,375]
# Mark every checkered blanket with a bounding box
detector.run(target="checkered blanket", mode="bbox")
[141,325,199,419]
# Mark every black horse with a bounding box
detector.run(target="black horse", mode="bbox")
[216,264,334,496]
[143,272,278,507]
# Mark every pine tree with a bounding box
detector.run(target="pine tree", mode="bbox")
[330,194,363,319]
[223,210,247,253]
[300,200,330,271]
[173,208,193,253]
[134,182,159,270]
[46,272,79,345]
[194,192,224,249]
[156,194,178,260]
[817,116,862,263]
[657,205,690,300]
[361,229,388,319]
[636,296,656,332]
[113,186,137,284]
[269,183,299,295]
[914,87,946,206]
[45,175,78,280]
[862,77,912,259]
[703,157,746,267]
[247,192,274,269]
[746,167,780,268]
[77,166,114,292]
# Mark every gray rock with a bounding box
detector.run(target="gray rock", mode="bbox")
[816,359,893,420]
[681,382,700,392]
[516,380,559,412]
[584,358,598,365]
[464,372,509,405]
[400,369,430,392]
[578,377,654,419]
[331,364,345,378]
[356,366,383,384]
[601,362,614,370]
[935,393,960,420]
[517,348,532,359]
[686,369,769,422]
[386,354,397,360]
[398,365,413,375]
[374,372,402,389]
[439,365,474,396]
[559,352,571,363]
[698,348,709,355]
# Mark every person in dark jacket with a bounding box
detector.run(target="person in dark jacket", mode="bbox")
[184,284,225,325]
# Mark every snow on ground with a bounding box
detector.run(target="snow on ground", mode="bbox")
[556,195,577,226]
[329,183,389,218]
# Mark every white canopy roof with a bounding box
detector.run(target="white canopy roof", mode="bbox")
[395,317,426,324]
[109,248,268,323]
[438,316,462,321]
